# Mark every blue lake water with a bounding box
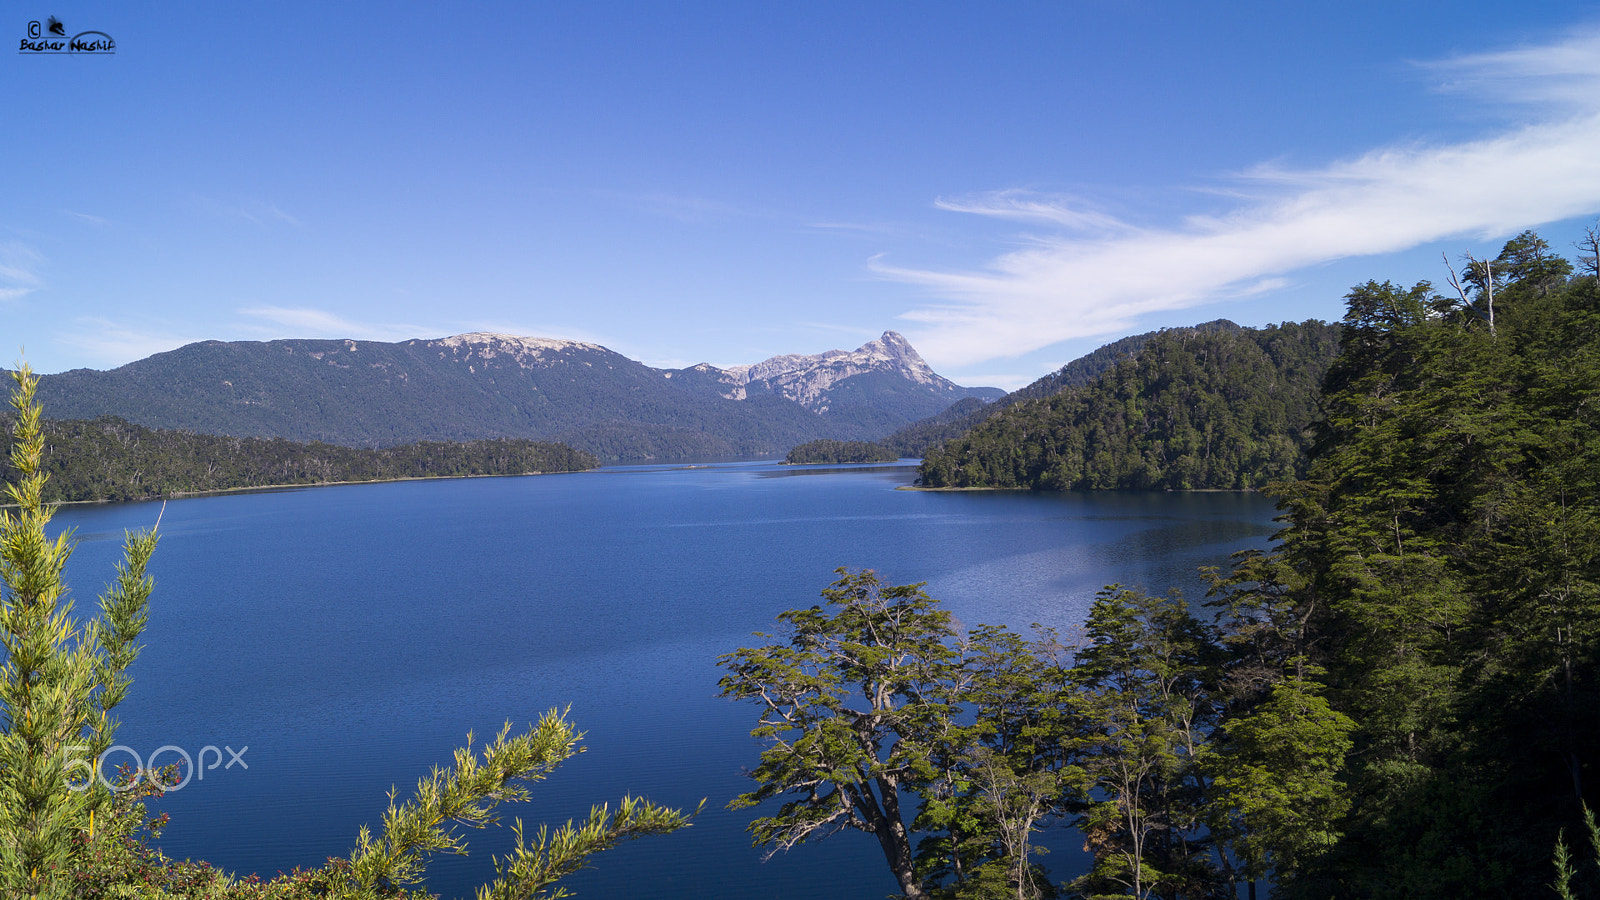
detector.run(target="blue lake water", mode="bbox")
[51,460,1279,898]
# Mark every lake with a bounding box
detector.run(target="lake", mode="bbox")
[52,460,1280,898]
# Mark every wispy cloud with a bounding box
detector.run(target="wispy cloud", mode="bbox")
[237,307,427,342]
[0,243,44,302]
[960,372,1034,392]
[63,210,110,226]
[1422,24,1600,110]
[603,190,753,224]
[799,321,880,338]
[193,196,301,227]
[806,221,909,238]
[880,26,1600,367]
[934,190,1138,235]
[449,320,612,345]
[56,318,198,369]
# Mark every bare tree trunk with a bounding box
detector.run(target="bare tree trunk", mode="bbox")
[1574,222,1600,279]
[871,776,930,900]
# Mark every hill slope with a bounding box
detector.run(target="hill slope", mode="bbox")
[917,320,1339,490]
[879,320,1242,457]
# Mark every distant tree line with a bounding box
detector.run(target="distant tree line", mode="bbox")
[917,321,1340,490]
[0,414,599,503]
[783,439,900,464]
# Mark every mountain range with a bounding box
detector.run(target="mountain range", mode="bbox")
[34,331,1001,460]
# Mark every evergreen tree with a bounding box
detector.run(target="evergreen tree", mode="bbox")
[0,364,157,899]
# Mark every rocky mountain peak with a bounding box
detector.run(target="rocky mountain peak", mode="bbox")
[701,331,957,410]
[423,332,609,368]
[870,330,915,358]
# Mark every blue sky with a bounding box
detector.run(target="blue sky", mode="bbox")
[5,2,1600,390]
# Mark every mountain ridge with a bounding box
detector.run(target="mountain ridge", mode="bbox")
[33,330,999,460]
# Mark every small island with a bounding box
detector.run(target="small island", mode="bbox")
[782,439,899,465]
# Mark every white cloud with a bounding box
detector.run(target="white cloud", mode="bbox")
[237,307,428,342]
[881,26,1600,368]
[0,243,44,302]
[55,318,197,369]
[934,190,1137,235]
[451,320,612,345]
[960,372,1033,392]
[1422,25,1600,110]
[798,321,880,338]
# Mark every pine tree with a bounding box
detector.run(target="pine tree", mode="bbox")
[0,364,158,898]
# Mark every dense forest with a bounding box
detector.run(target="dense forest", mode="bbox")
[719,229,1600,899]
[918,320,1340,490]
[877,320,1242,459]
[783,439,900,464]
[1233,229,1600,897]
[0,414,598,503]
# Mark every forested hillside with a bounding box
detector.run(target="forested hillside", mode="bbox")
[877,319,1241,458]
[782,439,899,464]
[918,320,1340,490]
[1219,230,1600,897]
[0,414,598,503]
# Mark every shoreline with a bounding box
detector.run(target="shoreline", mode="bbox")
[901,485,1263,493]
[5,467,598,508]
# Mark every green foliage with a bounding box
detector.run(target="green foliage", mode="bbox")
[1204,234,1600,897]
[880,321,1241,460]
[782,439,899,465]
[1204,670,1353,885]
[880,397,994,459]
[0,364,158,899]
[1066,587,1221,900]
[1552,805,1600,900]
[718,569,959,900]
[473,794,702,900]
[918,321,1339,491]
[722,574,1300,900]
[336,715,697,900]
[917,624,1075,900]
